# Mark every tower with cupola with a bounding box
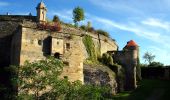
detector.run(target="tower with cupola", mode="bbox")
[36,1,47,23]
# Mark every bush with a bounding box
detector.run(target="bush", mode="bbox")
[53,15,60,22]
[96,29,110,37]
[80,25,87,31]
[8,57,112,99]
[37,22,61,32]
[88,27,95,32]
[148,61,164,67]
[101,53,113,66]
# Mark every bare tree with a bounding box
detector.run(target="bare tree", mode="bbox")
[143,52,155,64]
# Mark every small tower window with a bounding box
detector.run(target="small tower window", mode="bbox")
[38,40,42,45]
[66,43,70,50]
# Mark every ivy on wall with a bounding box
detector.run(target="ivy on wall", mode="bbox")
[82,35,97,62]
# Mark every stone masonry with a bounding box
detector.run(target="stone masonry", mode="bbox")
[0,1,139,91]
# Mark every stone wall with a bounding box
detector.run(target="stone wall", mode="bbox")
[20,26,86,82]
[19,22,118,83]
[84,64,117,94]
[0,21,21,66]
[0,15,37,22]
[0,20,118,84]
[61,24,118,56]
[10,27,22,65]
[87,32,118,56]
[53,34,85,82]
[20,27,49,64]
[113,49,137,90]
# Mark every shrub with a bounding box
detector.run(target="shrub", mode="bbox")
[8,57,112,99]
[37,22,61,32]
[148,61,164,67]
[108,55,114,65]
[16,57,64,99]
[88,27,95,32]
[101,53,113,66]
[80,25,87,31]
[53,15,60,22]
[97,29,110,37]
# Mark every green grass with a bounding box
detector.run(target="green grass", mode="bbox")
[112,79,170,100]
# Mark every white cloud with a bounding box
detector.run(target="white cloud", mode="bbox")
[0,1,9,6]
[89,0,170,18]
[86,14,170,48]
[89,0,143,15]
[141,18,170,31]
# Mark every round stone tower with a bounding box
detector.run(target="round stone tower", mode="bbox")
[36,1,47,23]
[124,40,139,65]
[123,40,139,90]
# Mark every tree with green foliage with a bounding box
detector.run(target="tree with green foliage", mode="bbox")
[73,6,84,27]
[9,57,111,99]
[15,57,64,99]
[143,52,155,65]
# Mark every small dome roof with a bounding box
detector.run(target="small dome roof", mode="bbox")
[37,1,46,8]
[126,40,138,47]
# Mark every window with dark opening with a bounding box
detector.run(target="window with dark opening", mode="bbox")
[42,36,52,56]
[38,40,42,45]
[66,43,70,50]
[54,52,60,59]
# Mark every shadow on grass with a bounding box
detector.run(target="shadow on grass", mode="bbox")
[112,79,170,100]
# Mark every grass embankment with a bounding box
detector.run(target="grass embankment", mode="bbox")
[113,79,170,100]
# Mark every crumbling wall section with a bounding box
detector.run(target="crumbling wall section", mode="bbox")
[84,64,117,94]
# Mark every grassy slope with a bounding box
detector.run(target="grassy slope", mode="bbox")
[113,79,170,100]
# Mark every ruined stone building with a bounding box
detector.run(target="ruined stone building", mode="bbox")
[0,1,139,91]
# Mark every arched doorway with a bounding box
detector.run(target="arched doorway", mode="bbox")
[54,52,60,59]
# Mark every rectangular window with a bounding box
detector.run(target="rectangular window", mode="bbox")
[66,43,70,50]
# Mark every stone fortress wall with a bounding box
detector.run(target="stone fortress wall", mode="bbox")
[0,18,118,83]
[0,1,139,91]
[20,22,118,82]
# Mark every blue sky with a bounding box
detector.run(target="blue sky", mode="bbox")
[0,0,170,65]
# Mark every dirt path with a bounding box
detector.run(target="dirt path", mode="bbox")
[146,88,164,100]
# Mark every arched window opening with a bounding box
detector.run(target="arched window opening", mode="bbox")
[54,52,60,59]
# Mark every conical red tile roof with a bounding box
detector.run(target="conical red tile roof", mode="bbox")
[126,40,138,47]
